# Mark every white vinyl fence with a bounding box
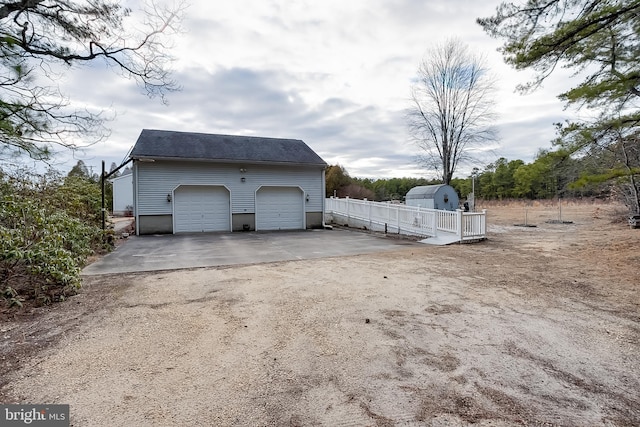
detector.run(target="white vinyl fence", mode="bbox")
[325,197,486,242]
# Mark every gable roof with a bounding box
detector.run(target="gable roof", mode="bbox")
[109,168,132,183]
[130,129,327,167]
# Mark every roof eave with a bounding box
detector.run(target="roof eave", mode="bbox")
[131,155,326,168]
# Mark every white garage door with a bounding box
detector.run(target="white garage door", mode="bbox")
[174,185,230,233]
[256,186,304,230]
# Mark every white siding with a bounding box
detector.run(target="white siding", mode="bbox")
[135,160,324,216]
[111,173,133,214]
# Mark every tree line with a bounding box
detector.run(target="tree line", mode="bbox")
[326,145,613,203]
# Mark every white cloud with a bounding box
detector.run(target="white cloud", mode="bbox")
[44,0,576,179]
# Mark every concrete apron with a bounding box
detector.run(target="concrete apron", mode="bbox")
[82,229,421,275]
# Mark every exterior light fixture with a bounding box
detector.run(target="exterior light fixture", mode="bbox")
[240,168,247,173]
[241,177,246,183]
[167,193,172,203]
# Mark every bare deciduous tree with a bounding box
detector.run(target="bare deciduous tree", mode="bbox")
[407,39,498,184]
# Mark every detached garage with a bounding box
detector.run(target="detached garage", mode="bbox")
[130,129,327,235]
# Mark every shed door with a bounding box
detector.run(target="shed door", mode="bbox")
[256,187,304,230]
[174,185,230,233]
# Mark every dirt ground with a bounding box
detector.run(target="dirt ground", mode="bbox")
[1,199,639,426]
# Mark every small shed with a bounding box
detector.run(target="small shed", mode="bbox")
[110,169,133,216]
[405,184,459,211]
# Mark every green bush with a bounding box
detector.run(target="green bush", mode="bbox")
[0,169,106,307]
[53,175,104,226]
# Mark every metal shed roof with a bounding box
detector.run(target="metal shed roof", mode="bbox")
[406,184,448,199]
[130,129,327,167]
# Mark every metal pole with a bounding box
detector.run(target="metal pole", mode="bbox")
[99,157,134,231]
[101,160,106,231]
[472,175,475,212]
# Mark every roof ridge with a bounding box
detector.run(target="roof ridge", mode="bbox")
[141,129,303,142]
[131,129,327,166]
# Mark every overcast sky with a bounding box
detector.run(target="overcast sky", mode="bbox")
[48,0,574,179]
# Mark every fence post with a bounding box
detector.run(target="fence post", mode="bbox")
[482,209,487,235]
[366,199,372,229]
[433,210,438,238]
[346,196,350,223]
[396,204,401,234]
[457,209,463,241]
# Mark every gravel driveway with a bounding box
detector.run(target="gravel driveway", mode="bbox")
[1,202,639,426]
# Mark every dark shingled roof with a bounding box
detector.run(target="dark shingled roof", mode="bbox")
[130,129,327,167]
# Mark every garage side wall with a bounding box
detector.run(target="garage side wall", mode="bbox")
[134,160,324,234]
